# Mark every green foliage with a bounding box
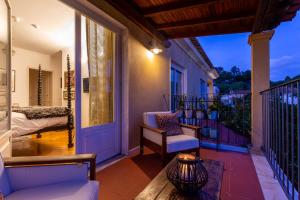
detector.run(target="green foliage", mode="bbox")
[212,66,252,136]
[214,66,251,93]
[209,95,251,136]
[270,75,300,87]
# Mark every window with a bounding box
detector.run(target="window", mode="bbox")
[200,79,208,100]
[171,63,184,110]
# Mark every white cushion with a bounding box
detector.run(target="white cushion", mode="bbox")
[167,135,199,153]
[181,127,196,137]
[0,155,11,196]
[6,181,99,200]
[143,111,171,128]
[7,164,89,191]
[143,127,199,153]
[143,128,162,145]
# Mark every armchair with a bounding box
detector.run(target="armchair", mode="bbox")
[0,154,99,200]
[140,112,201,164]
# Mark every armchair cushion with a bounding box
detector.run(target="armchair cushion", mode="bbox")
[6,180,99,200]
[143,111,171,128]
[0,155,11,196]
[167,135,199,153]
[155,113,183,136]
[7,164,89,191]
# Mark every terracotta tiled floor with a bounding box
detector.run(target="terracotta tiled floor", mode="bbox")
[96,148,264,200]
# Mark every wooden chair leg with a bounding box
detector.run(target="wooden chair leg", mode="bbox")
[162,134,167,166]
[140,126,144,155]
[140,144,144,155]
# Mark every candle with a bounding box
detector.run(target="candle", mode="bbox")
[177,154,196,181]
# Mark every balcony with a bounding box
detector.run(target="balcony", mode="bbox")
[94,83,298,199]
[97,148,265,200]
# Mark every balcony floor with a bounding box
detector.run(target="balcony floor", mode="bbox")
[96,148,264,200]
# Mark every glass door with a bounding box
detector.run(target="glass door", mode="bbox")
[75,14,121,163]
[0,0,11,157]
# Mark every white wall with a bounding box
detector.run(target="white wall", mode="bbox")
[167,40,213,97]
[11,47,62,107]
[50,51,63,105]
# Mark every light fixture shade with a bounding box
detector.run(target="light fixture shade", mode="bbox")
[149,39,163,54]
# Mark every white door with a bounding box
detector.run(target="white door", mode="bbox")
[0,0,12,157]
[75,14,121,164]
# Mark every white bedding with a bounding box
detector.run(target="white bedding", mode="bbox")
[12,112,68,138]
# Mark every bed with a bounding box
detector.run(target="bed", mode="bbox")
[11,55,74,148]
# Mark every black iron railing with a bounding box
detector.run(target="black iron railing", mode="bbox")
[261,78,300,200]
[172,93,251,150]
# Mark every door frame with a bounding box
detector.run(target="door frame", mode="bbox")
[0,0,12,157]
[61,0,130,156]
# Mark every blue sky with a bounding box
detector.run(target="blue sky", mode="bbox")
[198,12,300,81]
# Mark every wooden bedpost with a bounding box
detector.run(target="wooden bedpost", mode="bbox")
[67,55,74,148]
[37,64,42,106]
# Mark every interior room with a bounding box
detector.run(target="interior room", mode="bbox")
[8,0,76,156]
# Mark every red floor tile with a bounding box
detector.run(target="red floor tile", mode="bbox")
[96,148,264,200]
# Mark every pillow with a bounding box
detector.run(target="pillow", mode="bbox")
[155,113,183,136]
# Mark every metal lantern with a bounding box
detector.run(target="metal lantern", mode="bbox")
[166,154,208,194]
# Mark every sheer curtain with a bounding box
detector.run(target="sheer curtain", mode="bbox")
[86,18,115,126]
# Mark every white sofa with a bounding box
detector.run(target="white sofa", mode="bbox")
[140,111,201,163]
[0,154,99,200]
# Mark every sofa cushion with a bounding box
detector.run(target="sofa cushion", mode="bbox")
[0,155,11,196]
[167,135,199,153]
[6,181,99,200]
[143,111,171,128]
[155,113,183,136]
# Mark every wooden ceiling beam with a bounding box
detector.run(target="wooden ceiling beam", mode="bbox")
[156,14,255,30]
[252,0,299,33]
[103,0,171,47]
[142,0,224,17]
[167,26,251,38]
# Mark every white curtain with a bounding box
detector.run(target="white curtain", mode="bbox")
[86,18,114,126]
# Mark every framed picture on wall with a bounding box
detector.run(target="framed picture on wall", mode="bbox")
[63,90,75,100]
[0,68,7,93]
[11,70,15,92]
[64,70,75,89]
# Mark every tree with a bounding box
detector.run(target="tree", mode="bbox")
[214,66,251,94]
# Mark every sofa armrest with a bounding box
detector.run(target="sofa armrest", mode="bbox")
[180,123,200,131]
[140,124,167,135]
[4,154,96,180]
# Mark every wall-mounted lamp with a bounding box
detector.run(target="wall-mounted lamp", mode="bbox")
[149,39,163,54]
[150,47,163,54]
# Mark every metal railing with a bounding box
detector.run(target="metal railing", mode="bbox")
[171,93,251,150]
[261,78,300,200]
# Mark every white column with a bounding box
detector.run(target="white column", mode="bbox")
[248,30,274,151]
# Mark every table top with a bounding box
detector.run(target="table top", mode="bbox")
[135,158,224,200]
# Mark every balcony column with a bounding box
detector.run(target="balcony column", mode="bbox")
[248,30,274,151]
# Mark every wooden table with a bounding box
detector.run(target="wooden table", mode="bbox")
[135,159,224,200]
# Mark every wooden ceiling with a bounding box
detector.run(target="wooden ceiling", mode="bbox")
[104,0,300,43]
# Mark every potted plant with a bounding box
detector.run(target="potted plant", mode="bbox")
[175,97,185,118]
[184,101,193,119]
